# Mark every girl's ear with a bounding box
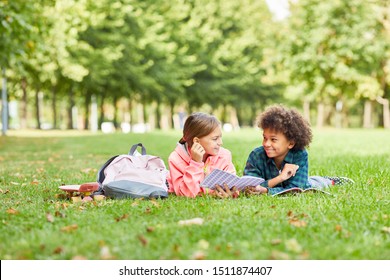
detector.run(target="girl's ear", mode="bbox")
[193,137,199,143]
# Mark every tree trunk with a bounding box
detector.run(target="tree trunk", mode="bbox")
[128,97,134,130]
[169,100,175,129]
[113,95,118,129]
[303,99,310,124]
[363,100,373,128]
[20,77,28,129]
[84,91,91,130]
[377,97,390,129]
[99,92,106,129]
[156,99,161,129]
[51,85,57,129]
[67,88,74,129]
[316,102,325,128]
[35,88,41,129]
[220,104,227,124]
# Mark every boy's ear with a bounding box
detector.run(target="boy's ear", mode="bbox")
[193,137,199,143]
[288,141,295,149]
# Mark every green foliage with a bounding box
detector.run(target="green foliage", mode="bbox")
[0,129,389,259]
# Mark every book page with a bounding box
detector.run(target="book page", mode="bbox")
[200,169,264,190]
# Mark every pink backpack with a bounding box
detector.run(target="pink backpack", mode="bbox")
[95,143,168,199]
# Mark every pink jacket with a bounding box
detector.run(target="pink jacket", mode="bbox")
[167,143,236,197]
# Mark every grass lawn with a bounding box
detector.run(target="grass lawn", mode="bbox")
[0,128,389,260]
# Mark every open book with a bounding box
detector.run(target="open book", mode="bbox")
[200,168,265,191]
[272,187,331,196]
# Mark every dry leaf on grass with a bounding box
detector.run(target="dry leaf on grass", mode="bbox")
[288,218,307,227]
[53,247,63,254]
[191,251,206,260]
[46,213,54,223]
[285,238,302,253]
[93,195,105,201]
[146,226,155,233]
[61,224,78,233]
[6,208,19,215]
[100,246,113,259]
[335,224,343,232]
[178,217,204,226]
[381,227,390,234]
[150,200,160,207]
[138,235,148,246]
[270,250,290,260]
[115,214,129,222]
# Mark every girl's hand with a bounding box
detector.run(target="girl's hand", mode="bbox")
[191,142,205,162]
[212,184,239,199]
[280,164,299,181]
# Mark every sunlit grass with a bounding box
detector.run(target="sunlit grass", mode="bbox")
[0,128,389,260]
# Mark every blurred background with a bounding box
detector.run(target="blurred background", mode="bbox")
[1,0,389,135]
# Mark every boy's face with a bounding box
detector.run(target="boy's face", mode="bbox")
[262,128,295,164]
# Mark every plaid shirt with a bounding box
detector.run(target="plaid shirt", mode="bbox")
[243,146,311,195]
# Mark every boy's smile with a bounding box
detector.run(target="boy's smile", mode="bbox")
[262,128,295,168]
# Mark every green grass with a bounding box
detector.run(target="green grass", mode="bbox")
[0,128,389,260]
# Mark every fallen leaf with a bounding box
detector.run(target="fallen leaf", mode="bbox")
[115,214,129,222]
[61,224,78,232]
[191,251,206,260]
[197,239,209,250]
[55,211,66,218]
[288,218,307,227]
[31,179,39,185]
[146,226,155,232]
[270,250,290,260]
[6,208,19,215]
[178,217,204,226]
[46,213,54,223]
[93,195,105,201]
[10,182,20,185]
[138,235,148,246]
[71,196,82,203]
[131,201,139,207]
[150,200,160,207]
[285,238,302,253]
[381,227,390,234]
[271,239,282,245]
[53,247,63,254]
[72,255,87,260]
[335,225,342,232]
[100,246,112,259]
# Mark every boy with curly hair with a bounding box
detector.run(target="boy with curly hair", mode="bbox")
[243,105,353,195]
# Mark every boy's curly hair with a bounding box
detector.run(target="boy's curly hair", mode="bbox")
[257,105,312,151]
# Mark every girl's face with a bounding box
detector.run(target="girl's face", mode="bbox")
[197,126,223,156]
[262,128,295,165]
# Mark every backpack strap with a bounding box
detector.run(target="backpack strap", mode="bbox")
[129,143,147,155]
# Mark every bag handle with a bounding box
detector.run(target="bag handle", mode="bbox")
[129,143,147,155]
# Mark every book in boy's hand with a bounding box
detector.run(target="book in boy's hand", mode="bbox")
[272,187,331,196]
[200,168,265,190]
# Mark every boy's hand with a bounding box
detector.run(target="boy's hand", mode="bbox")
[244,185,268,195]
[280,164,299,180]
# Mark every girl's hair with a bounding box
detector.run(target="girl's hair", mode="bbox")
[257,105,312,150]
[179,112,220,147]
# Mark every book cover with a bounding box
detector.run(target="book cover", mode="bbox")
[200,168,265,190]
[272,187,331,196]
